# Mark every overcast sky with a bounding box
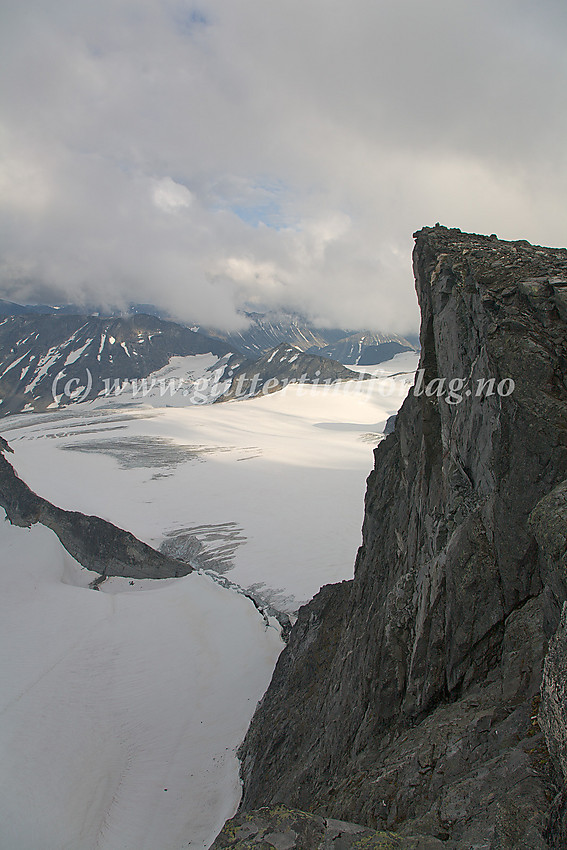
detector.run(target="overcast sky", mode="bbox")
[1,0,566,332]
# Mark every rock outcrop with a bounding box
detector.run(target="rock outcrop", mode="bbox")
[210,805,445,849]
[224,227,567,848]
[0,439,191,580]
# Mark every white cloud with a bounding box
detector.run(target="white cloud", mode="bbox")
[0,0,566,332]
[151,177,193,213]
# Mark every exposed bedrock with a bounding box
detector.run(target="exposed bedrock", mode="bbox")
[210,805,446,849]
[227,227,567,849]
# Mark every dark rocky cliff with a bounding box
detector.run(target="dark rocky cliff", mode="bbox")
[222,227,567,849]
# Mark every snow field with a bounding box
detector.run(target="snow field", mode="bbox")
[0,523,282,850]
[5,352,418,608]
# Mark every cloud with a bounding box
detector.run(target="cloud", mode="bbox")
[152,177,193,213]
[0,0,566,332]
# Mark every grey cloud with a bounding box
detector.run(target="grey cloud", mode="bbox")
[0,0,566,333]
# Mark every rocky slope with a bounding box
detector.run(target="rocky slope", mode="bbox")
[204,312,343,357]
[0,313,230,416]
[311,333,414,366]
[200,312,415,362]
[210,806,439,849]
[217,227,567,849]
[214,343,369,401]
[0,439,190,580]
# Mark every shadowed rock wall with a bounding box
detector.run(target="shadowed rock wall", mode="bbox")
[230,227,567,849]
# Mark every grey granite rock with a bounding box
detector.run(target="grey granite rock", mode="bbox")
[540,604,567,813]
[383,414,397,434]
[210,806,433,849]
[234,227,567,848]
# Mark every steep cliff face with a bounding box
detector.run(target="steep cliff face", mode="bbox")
[234,227,567,848]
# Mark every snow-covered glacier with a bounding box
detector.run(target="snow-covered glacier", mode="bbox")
[0,352,417,849]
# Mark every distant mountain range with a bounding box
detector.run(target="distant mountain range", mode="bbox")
[215,343,368,401]
[0,314,230,417]
[0,301,418,361]
[306,331,414,366]
[0,303,418,417]
[0,299,177,318]
[198,312,417,363]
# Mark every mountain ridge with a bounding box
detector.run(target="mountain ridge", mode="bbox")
[307,332,414,366]
[0,438,190,580]
[213,342,370,401]
[200,312,417,363]
[0,312,406,416]
[0,313,231,417]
